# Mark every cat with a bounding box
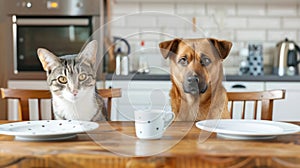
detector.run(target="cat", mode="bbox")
[37,40,107,121]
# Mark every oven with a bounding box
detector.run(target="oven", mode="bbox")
[13,16,93,72]
[0,0,106,120]
[4,0,104,80]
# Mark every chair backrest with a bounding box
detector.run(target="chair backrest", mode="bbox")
[97,88,121,120]
[227,89,285,120]
[0,88,121,121]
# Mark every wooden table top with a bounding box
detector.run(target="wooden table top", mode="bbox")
[0,120,300,168]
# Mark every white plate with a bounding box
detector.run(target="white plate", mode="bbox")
[196,119,300,140]
[0,120,99,141]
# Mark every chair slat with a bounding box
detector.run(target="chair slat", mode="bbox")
[229,101,233,118]
[254,100,258,119]
[227,89,285,121]
[38,99,42,120]
[1,88,122,121]
[19,98,30,120]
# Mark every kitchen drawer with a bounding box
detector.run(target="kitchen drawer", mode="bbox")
[223,81,265,92]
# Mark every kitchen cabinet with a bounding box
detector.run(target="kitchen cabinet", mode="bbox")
[266,82,300,121]
[106,80,266,121]
[105,80,172,121]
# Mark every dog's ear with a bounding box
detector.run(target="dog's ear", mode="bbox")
[208,38,232,59]
[159,38,181,59]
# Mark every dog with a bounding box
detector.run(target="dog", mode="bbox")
[159,38,232,121]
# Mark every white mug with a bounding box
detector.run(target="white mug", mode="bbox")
[134,109,175,140]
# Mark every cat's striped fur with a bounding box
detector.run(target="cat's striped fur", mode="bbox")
[37,40,107,121]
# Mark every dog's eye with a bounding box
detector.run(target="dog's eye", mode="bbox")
[201,57,211,66]
[178,56,188,66]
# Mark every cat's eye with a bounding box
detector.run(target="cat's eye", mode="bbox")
[78,73,87,81]
[58,76,68,84]
[178,56,188,66]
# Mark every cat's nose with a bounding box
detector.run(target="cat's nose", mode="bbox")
[72,90,78,96]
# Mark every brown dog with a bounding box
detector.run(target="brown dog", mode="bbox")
[159,38,232,121]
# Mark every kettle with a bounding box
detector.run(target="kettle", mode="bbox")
[113,37,131,55]
[273,38,300,76]
[105,36,131,73]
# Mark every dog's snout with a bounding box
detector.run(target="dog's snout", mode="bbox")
[187,75,199,83]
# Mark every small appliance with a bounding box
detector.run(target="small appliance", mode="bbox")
[273,38,300,76]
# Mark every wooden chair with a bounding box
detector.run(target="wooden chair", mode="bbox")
[0,88,121,121]
[227,89,286,120]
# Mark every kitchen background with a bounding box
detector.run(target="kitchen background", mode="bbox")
[110,0,300,75]
[104,0,300,121]
[1,0,300,121]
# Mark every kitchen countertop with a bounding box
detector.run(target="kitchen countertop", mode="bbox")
[105,73,300,82]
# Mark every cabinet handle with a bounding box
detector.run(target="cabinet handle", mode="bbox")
[231,84,246,89]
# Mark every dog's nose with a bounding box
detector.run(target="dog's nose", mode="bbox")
[187,76,199,83]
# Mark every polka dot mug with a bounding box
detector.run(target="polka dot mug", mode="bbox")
[134,109,175,140]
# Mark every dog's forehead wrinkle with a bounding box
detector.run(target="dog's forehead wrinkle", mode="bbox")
[182,40,213,58]
[192,43,197,61]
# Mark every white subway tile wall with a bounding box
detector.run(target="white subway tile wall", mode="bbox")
[207,3,236,16]
[176,3,205,15]
[237,4,266,16]
[110,1,300,75]
[236,30,266,41]
[248,18,281,29]
[267,5,297,16]
[283,18,300,29]
[141,3,175,14]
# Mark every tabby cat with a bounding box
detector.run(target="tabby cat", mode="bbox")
[37,40,107,121]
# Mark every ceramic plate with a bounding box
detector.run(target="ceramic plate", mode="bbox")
[196,119,300,140]
[0,120,99,141]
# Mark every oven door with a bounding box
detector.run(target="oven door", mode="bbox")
[13,16,92,73]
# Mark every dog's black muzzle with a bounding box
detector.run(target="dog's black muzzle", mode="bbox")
[183,75,208,95]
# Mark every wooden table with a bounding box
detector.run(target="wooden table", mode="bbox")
[0,120,299,168]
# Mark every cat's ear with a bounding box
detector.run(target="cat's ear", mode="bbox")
[37,48,61,72]
[79,40,98,64]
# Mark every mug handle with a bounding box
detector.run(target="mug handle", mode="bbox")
[163,112,175,129]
